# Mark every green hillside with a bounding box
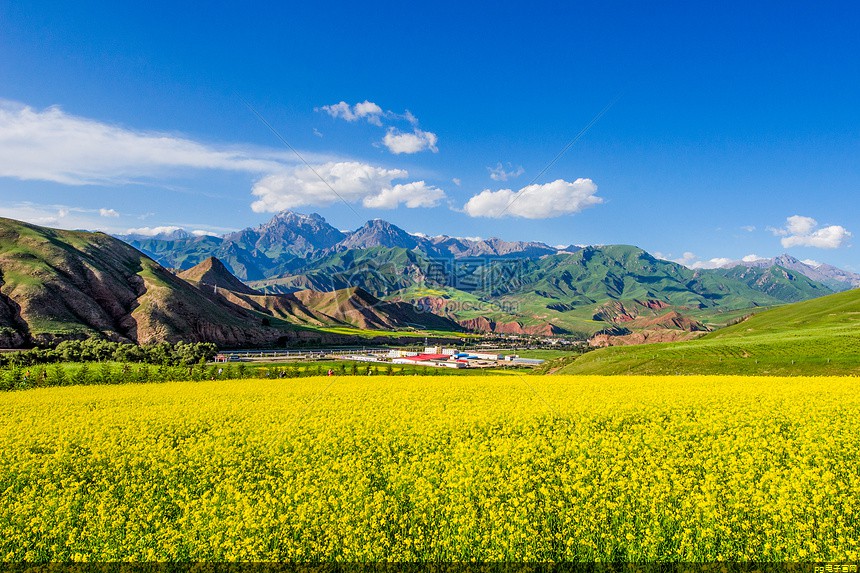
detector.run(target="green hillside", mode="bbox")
[558,287,860,376]
[252,244,834,337]
[0,218,462,348]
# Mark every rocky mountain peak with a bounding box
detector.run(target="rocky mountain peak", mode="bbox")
[336,219,420,250]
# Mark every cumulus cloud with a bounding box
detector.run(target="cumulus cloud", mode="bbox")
[99,208,120,218]
[488,162,524,182]
[768,215,851,249]
[0,100,302,185]
[742,254,765,262]
[463,178,602,219]
[317,100,385,126]
[251,161,446,212]
[801,259,822,268]
[318,100,439,154]
[362,181,445,209]
[382,128,438,154]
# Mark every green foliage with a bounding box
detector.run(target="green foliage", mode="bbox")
[71,364,91,386]
[49,365,66,387]
[0,340,219,369]
[98,363,113,385]
[561,287,860,376]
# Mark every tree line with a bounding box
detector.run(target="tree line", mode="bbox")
[0,359,475,392]
[0,340,218,368]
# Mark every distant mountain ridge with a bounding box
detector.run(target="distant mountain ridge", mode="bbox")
[118,210,566,280]
[115,210,854,339]
[119,210,858,292]
[722,254,860,291]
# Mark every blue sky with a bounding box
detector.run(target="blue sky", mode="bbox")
[0,1,858,269]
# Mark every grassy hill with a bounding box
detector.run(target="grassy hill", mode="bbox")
[0,218,310,347]
[267,244,834,337]
[0,219,462,348]
[558,287,860,376]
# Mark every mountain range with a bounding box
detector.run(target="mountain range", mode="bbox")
[121,209,860,290]
[0,211,852,349]
[721,254,860,291]
[118,210,855,339]
[119,211,565,281]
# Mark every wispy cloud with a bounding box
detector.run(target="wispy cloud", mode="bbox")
[463,178,602,219]
[654,251,734,269]
[768,215,852,249]
[123,225,186,237]
[0,100,315,186]
[487,162,524,182]
[317,100,384,126]
[0,202,131,232]
[0,201,231,236]
[317,99,439,155]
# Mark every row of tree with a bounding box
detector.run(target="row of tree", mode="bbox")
[0,359,243,391]
[0,360,465,391]
[0,340,218,368]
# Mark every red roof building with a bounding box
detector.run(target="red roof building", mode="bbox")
[399,353,450,362]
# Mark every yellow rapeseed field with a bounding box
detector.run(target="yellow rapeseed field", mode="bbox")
[0,375,858,561]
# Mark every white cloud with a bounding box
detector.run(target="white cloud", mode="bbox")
[0,202,132,231]
[317,100,440,155]
[382,128,438,154]
[463,178,602,219]
[691,257,733,269]
[0,100,301,185]
[741,225,756,232]
[99,208,120,218]
[250,161,446,212]
[124,226,184,237]
[769,215,851,249]
[742,254,765,262]
[313,128,323,138]
[362,181,445,209]
[659,251,734,269]
[318,100,384,126]
[488,162,524,182]
[452,178,461,186]
[801,259,822,268]
[191,229,221,237]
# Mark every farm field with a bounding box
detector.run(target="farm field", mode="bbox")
[1,375,858,561]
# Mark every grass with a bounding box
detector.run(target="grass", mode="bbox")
[1,375,857,561]
[560,287,860,376]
